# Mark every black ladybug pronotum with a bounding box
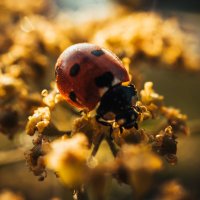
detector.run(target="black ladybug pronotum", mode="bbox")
[55,43,139,134]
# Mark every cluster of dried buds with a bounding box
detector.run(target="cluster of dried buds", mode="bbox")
[92,11,200,71]
[25,81,189,199]
[0,0,69,137]
[0,1,194,199]
[0,0,198,139]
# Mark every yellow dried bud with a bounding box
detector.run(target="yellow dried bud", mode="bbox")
[26,107,50,136]
[118,144,162,173]
[45,134,89,187]
[140,82,164,106]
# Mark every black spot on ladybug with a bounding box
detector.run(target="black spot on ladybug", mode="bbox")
[69,63,80,77]
[95,72,114,88]
[91,49,105,57]
[69,91,77,102]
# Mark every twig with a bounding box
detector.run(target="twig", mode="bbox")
[105,137,119,157]
[91,134,105,157]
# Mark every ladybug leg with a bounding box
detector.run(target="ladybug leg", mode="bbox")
[91,133,104,157]
[119,126,123,134]
[134,122,138,130]
[129,83,136,91]
[95,115,113,139]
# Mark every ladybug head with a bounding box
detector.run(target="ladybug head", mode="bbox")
[116,108,139,129]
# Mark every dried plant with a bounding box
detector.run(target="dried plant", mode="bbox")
[0,0,198,199]
[0,190,24,200]
[24,77,189,199]
[0,0,198,139]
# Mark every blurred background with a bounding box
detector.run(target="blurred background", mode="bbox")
[0,0,200,199]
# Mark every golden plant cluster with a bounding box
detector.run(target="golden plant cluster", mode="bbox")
[0,0,198,138]
[24,79,189,199]
[92,11,200,71]
[0,0,196,199]
[0,190,24,200]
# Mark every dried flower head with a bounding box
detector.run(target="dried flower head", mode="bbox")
[45,134,90,187]
[42,86,65,109]
[118,144,162,173]
[156,180,190,200]
[25,135,49,181]
[26,107,50,136]
[0,74,27,98]
[0,73,42,137]
[161,106,189,135]
[152,126,178,165]
[0,190,24,200]
[139,81,164,119]
[115,144,162,198]
[92,12,200,71]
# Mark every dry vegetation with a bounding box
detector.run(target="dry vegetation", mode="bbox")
[0,0,199,199]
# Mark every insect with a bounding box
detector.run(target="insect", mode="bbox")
[55,43,139,134]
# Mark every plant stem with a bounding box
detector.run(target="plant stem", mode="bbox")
[106,137,119,157]
[91,134,104,157]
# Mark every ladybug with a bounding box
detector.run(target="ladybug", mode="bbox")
[55,43,139,133]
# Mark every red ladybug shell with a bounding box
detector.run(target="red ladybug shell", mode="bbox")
[55,43,130,110]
